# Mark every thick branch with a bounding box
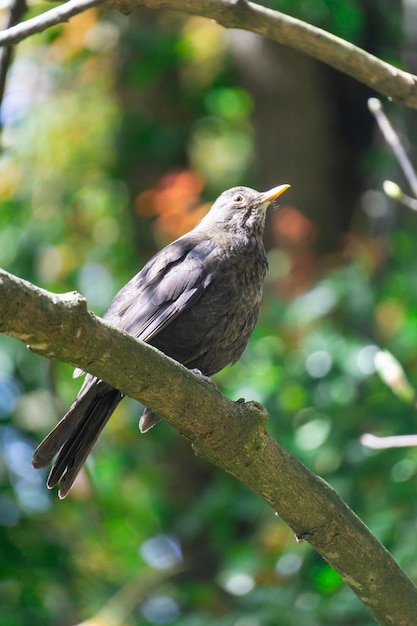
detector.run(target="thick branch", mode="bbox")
[135,0,417,108]
[1,0,417,109]
[1,266,417,625]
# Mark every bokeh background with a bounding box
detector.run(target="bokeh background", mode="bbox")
[2,1,417,624]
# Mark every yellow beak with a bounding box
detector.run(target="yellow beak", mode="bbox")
[258,183,291,206]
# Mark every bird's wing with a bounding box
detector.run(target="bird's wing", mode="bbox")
[104,235,218,342]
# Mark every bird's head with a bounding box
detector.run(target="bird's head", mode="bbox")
[199,184,291,237]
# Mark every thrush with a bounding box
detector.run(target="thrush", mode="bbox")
[32,183,290,498]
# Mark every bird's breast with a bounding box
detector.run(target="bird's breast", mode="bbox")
[151,237,268,376]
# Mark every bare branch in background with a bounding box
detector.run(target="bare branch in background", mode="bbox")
[368,97,417,199]
[0,0,27,131]
[0,0,417,109]
[362,433,417,449]
[0,0,103,46]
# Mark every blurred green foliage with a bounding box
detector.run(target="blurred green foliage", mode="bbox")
[1,2,417,626]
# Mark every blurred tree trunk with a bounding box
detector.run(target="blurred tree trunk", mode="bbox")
[231,35,372,253]
[113,8,189,257]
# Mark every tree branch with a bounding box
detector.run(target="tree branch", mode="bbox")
[1,266,417,625]
[0,0,104,46]
[136,0,417,108]
[0,0,417,109]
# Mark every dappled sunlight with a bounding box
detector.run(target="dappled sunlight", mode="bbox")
[139,534,183,570]
[140,594,181,624]
[2,2,417,625]
[1,427,51,515]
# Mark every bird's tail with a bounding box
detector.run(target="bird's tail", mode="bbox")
[32,379,122,499]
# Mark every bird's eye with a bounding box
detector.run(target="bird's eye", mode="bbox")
[233,194,245,204]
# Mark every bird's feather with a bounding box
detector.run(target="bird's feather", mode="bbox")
[105,237,218,341]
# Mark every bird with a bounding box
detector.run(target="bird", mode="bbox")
[32,183,290,498]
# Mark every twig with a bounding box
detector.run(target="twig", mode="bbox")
[383,180,417,211]
[0,0,27,128]
[362,433,417,449]
[77,565,184,626]
[368,97,417,198]
[0,0,104,46]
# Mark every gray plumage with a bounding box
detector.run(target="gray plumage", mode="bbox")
[32,184,290,498]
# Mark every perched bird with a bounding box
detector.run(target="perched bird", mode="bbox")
[32,184,290,498]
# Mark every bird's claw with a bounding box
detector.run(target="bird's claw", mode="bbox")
[190,368,218,389]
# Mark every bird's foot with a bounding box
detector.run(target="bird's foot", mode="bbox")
[139,408,161,433]
[190,368,218,389]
